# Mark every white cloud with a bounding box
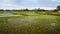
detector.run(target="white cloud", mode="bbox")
[0,0,39,8]
[27,0,38,3]
[0,0,18,8]
[0,0,56,10]
[23,0,38,3]
[2,0,12,2]
[2,0,16,3]
[45,0,58,2]
[21,6,56,10]
[51,0,58,2]
[0,7,56,10]
[40,7,56,10]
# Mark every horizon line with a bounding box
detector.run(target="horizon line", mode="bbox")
[0,7,56,10]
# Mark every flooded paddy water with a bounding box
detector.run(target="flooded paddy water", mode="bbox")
[0,15,60,34]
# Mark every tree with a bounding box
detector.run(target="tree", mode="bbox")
[37,8,40,11]
[0,9,4,11]
[53,9,57,12]
[57,6,60,11]
[23,8,29,11]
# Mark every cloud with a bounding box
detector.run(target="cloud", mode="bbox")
[0,0,58,10]
[23,0,38,3]
[0,7,56,10]
[1,0,16,3]
[0,0,39,7]
[51,0,56,1]
[0,0,19,8]
[43,6,57,10]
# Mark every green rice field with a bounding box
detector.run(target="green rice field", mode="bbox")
[0,12,60,34]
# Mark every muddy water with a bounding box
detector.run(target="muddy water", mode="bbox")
[0,15,60,34]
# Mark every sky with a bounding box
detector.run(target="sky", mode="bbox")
[0,0,60,10]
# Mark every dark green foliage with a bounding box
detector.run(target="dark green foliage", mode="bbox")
[23,8,29,11]
[57,6,60,11]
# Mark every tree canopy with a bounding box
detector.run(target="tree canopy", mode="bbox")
[57,6,60,11]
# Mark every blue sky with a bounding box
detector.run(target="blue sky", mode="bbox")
[0,0,60,10]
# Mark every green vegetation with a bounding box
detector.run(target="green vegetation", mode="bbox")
[0,5,60,34]
[0,11,60,34]
[1,11,59,16]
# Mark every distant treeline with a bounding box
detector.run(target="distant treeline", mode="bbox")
[0,6,60,12]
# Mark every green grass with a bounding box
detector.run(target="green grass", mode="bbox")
[0,11,60,16]
[0,11,60,34]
